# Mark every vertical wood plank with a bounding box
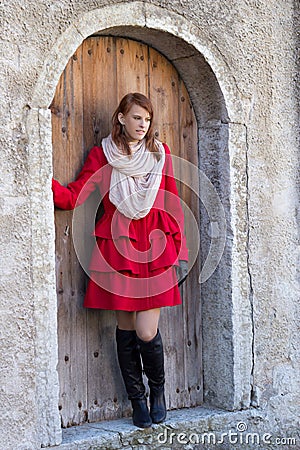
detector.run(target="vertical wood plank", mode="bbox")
[82,36,118,148]
[178,81,203,406]
[52,44,88,427]
[148,47,179,154]
[116,38,149,100]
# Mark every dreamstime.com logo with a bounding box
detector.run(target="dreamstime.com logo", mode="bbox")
[72,154,227,291]
[155,422,297,447]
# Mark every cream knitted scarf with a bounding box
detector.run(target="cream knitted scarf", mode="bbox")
[102,134,165,219]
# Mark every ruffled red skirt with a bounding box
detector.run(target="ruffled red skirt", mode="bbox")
[83,209,184,311]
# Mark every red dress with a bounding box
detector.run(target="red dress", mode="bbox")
[52,143,188,311]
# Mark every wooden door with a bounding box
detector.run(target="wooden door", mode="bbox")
[51,36,201,427]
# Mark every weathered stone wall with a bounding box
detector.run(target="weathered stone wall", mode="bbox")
[0,1,299,449]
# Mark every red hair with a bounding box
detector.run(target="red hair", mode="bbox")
[111,93,159,157]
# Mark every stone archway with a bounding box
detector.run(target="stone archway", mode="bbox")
[27,2,252,446]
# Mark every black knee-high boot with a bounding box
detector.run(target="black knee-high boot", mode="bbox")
[116,328,152,428]
[137,330,167,424]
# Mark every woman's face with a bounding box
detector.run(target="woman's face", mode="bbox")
[118,104,151,143]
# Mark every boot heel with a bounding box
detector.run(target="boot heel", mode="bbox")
[131,398,152,428]
[150,389,166,423]
[137,330,167,424]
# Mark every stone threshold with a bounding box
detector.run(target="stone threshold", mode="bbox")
[52,406,265,449]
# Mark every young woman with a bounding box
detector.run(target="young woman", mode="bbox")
[52,92,188,428]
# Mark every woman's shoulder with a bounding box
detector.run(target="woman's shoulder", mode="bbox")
[88,145,104,157]
[86,145,108,165]
[157,141,171,155]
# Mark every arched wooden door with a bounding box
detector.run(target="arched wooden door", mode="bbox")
[51,36,201,427]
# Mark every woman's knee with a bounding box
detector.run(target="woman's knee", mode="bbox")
[136,328,157,342]
[135,309,160,342]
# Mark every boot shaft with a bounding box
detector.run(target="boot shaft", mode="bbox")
[115,328,145,400]
[137,330,165,388]
[137,329,166,423]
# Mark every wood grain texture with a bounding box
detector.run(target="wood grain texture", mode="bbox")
[51,36,201,427]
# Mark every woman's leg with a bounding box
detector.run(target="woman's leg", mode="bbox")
[116,310,136,330]
[115,308,166,425]
[135,309,166,424]
[116,308,160,337]
[115,310,152,428]
[135,308,160,341]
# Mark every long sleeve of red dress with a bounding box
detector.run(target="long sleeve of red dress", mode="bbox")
[52,146,103,210]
